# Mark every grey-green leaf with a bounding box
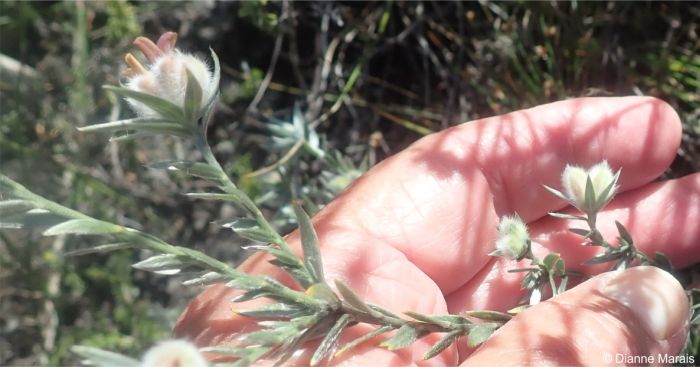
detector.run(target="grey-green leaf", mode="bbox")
[43,219,122,236]
[653,251,673,271]
[543,185,571,204]
[184,68,204,126]
[568,228,592,238]
[105,85,183,121]
[584,176,596,212]
[548,212,587,221]
[310,314,353,366]
[71,345,140,367]
[615,220,634,245]
[335,325,392,358]
[182,271,229,286]
[63,242,132,257]
[422,329,463,360]
[149,160,222,181]
[335,280,377,316]
[379,324,428,351]
[78,118,188,137]
[132,254,189,274]
[186,192,246,203]
[293,203,324,283]
[0,209,66,229]
[467,323,497,347]
[466,310,512,322]
[224,218,278,243]
[584,252,622,265]
[0,199,34,217]
[236,303,306,319]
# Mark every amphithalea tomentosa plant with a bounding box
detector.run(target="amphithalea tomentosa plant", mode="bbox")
[0,32,675,367]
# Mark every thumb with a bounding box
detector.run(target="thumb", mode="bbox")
[462,266,691,366]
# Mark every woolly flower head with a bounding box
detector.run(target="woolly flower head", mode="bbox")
[561,160,619,213]
[123,32,217,118]
[140,339,208,367]
[492,215,530,261]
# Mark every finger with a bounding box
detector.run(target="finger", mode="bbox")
[461,266,690,367]
[448,173,700,309]
[447,174,700,358]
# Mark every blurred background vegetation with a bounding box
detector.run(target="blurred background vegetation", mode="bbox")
[0,1,698,365]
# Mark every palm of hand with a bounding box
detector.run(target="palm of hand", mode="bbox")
[175,97,699,366]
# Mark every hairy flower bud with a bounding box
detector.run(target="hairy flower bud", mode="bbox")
[492,215,530,261]
[140,340,207,367]
[561,161,619,213]
[123,32,217,119]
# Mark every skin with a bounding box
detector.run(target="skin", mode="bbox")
[174,97,700,366]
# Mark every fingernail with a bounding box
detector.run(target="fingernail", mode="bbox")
[603,266,689,340]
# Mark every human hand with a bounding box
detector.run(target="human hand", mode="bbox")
[175,97,700,366]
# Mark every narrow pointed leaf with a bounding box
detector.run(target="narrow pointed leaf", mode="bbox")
[132,254,189,273]
[507,304,530,314]
[402,311,441,325]
[654,251,673,271]
[403,311,471,329]
[422,329,463,360]
[109,131,155,141]
[207,49,221,108]
[224,218,278,243]
[596,169,621,208]
[0,209,66,229]
[231,289,272,303]
[78,118,184,136]
[293,203,324,283]
[71,345,139,367]
[267,259,313,288]
[105,85,183,121]
[584,176,596,212]
[584,252,622,265]
[184,68,203,125]
[467,323,497,347]
[0,200,34,217]
[149,160,222,181]
[182,271,229,286]
[273,315,336,366]
[335,280,378,316]
[615,220,634,245]
[43,219,122,236]
[63,242,132,257]
[310,314,353,366]
[548,212,587,221]
[568,228,592,237]
[236,303,306,319]
[335,325,392,357]
[367,304,402,320]
[466,310,512,322]
[186,192,246,203]
[225,276,264,291]
[543,185,571,203]
[379,324,428,351]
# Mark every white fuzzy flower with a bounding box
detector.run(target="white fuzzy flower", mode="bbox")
[123,32,217,119]
[140,340,208,367]
[561,161,619,213]
[493,215,530,261]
